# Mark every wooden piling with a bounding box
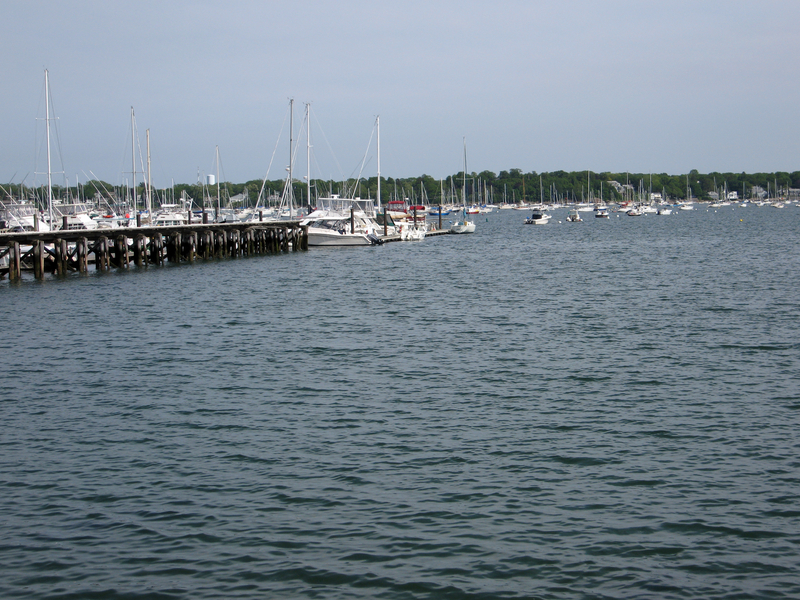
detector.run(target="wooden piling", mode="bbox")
[8,242,20,281]
[149,233,163,265]
[33,240,45,280]
[114,235,129,268]
[54,238,68,276]
[281,227,289,252]
[95,236,109,271]
[169,233,181,263]
[133,235,144,267]
[77,237,88,273]
[60,239,69,274]
[186,232,196,263]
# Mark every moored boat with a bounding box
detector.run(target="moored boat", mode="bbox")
[525,209,550,224]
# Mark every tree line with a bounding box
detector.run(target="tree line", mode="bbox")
[5,169,799,208]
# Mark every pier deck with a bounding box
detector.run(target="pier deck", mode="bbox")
[0,221,307,280]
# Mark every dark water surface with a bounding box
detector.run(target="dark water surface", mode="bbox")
[2,206,800,599]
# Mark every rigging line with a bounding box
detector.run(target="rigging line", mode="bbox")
[310,109,344,183]
[289,118,307,174]
[85,170,114,200]
[134,126,147,189]
[33,75,46,183]
[256,102,290,207]
[117,120,132,186]
[352,124,376,197]
[48,83,68,184]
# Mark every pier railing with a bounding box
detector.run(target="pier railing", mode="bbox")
[0,221,308,281]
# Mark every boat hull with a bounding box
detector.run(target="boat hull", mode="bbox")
[307,230,374,246]
[450,222,476,234]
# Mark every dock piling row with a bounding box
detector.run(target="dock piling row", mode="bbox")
[0,222,308,280]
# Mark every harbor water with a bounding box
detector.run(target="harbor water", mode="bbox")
[2,205,799,599]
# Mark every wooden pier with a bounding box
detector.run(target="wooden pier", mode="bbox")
[0,221,308,281]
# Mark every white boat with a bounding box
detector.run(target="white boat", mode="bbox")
[0,202,51,232]
[450,138,476,234]
[450,209,476,234]
[399,222,426,241]
[525,209,550,224]
[303,215,381,245]
[595,207,610,218]
[153,211,188,227]
[566,209,582,222]
[302,198,384,246]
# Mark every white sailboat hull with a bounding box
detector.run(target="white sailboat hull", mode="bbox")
[450,221,476,234]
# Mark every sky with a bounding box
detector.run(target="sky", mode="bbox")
[2,0,799,190]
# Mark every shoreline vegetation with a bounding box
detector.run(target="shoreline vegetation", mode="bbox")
[3,169,799,209]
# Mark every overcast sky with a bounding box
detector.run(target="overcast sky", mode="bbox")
[2,0,798,189]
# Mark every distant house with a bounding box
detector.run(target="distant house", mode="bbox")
[228,190,249,208]
[726,191,739,201]
[608,181,634,194]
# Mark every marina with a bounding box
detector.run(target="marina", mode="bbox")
[2,4,800,595]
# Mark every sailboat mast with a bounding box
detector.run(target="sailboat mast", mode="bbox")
[462,137,467,206]
[45,69,54,227]
[131,107,136,213]
[216,145,221,220]
[289,98,294,219]
[540,175,543,205]
[376,115,381,210]
[146,129,152,218]
[306,102,311,210]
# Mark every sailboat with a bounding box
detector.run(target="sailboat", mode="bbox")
[450,138,476,234]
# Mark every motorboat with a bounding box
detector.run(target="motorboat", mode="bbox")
[302,214,382,245]
[525,209,550,224]
[153,211,188,227]
[301,197,384,246]
[566,209,582,222]
[0,202,51,232]
[398,222,426,241]
[595,207,610,218]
